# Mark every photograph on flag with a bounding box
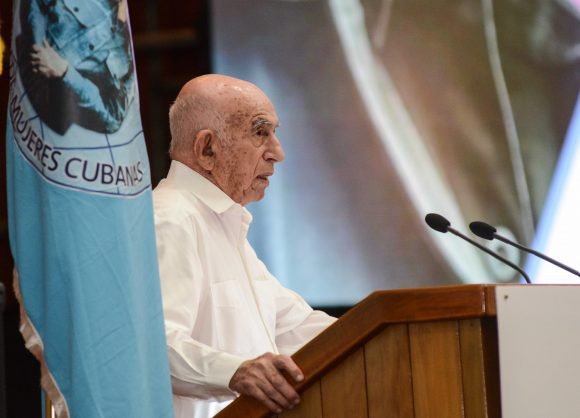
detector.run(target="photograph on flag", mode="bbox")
[9,0,146,196]
[15,0,135,136]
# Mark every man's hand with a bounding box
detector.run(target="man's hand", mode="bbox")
[30,40,68,79]
[229,353,304,414]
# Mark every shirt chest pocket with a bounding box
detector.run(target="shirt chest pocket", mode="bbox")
[62,0,108,28]
[210,280,243,308]
[49,0,111,61]
[210,280,249,353]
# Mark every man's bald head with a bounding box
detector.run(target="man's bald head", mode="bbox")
[169,75,270,162]
[177,74,267,104]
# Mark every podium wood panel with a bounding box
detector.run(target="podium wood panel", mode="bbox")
[321,348,368,418]
[215,285,500,418]
[365,324,414,417]
[410,320,464,417]
[278,382,322,418]
[460,319,489,418]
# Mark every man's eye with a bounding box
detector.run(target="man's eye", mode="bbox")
[256,129,269,137]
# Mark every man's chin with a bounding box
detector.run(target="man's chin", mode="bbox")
[241,186,266,205]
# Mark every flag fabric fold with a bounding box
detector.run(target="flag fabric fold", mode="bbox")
[6,1,174,416]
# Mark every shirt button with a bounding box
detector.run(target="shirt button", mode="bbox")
[89,44,94,50]
[73,7,79,12]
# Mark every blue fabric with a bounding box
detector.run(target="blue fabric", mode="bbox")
[6,1,174,416]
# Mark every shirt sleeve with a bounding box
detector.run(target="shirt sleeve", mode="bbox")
[23,0,47,45]
[61,45,132,134]
[265,269,337,356]
[154,201,245,400]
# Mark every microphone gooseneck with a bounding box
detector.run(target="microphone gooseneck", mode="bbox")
[469,220,580,278]
[425,213,531,284]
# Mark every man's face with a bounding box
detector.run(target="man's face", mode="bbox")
[212,92,285,205]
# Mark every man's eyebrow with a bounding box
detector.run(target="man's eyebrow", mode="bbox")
[251,117,276,131]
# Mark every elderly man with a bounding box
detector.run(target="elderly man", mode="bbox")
[153,74,335,418]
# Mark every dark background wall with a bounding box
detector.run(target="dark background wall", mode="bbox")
[0,1,211,415]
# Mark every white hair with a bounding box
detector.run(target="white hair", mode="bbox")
[168,93,229,158]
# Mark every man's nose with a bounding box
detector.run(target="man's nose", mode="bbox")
[265,135,285,163]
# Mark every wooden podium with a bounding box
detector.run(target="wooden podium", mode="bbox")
[215,284,501,418]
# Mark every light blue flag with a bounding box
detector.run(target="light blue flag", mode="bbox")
[6,1,174,416]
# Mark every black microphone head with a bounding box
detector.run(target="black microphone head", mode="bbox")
[469,221,497,240]
[425,213,451,233]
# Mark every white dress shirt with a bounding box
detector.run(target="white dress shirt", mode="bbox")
[153,161,335,418]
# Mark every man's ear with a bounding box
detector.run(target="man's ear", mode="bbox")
[193,129,217,170]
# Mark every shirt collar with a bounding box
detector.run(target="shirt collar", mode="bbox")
[167,160,253,223]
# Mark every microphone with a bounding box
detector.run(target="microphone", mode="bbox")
[470,220,580,278]
[425,213,531,284]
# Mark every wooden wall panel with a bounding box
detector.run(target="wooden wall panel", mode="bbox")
[279,381,322,418]
[365,324,414,418]
[410,321,464,418]
[321,348,368,418]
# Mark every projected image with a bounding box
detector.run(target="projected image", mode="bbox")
[213,0,580,305]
